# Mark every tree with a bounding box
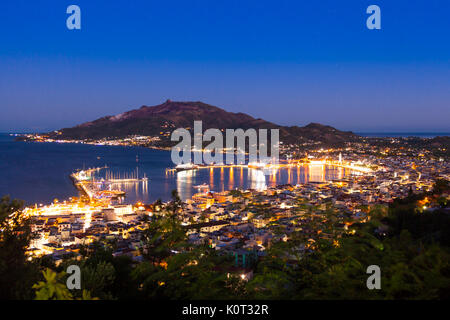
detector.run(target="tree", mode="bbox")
[141,190,187,264]
[134,244,239,299]
[62,241,139,299]
[33,268,98,300]
[0,196,39,299]
[33,268,74,300]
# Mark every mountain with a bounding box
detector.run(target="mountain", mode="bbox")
[46,100,360,146]
[285,122,360,145]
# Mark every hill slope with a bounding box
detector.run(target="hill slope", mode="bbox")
[47,100,360,145]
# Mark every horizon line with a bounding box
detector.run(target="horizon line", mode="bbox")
[2,131,450,135]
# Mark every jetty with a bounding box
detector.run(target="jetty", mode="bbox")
[71,166,148,200]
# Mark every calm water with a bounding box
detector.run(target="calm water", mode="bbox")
[0,134,352,205]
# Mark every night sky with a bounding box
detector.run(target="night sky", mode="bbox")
[1,0,449,132]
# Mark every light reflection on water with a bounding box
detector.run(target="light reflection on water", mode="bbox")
[0,134,356,205]
[168,164,353,201]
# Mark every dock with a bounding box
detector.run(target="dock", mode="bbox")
[166,160,373,175]
[71,166,148,201]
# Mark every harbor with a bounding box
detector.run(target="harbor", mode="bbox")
[70,166,148,202]
[166,157,373,175]
[1,134,373,205]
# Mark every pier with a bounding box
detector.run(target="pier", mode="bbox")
[105,168,148,183]
[71,166,148,201]
[166,160,373,175]
[166,164,246,174]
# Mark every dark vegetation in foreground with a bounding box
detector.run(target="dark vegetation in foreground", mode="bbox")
[1,180,449,300]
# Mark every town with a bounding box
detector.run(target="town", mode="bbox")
[22,138,449,281]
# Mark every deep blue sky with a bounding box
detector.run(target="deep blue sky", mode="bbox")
[1,0,449,132]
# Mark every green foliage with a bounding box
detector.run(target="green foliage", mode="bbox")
[0,196,41,299]
[133,245,240,299]
[60,242,138,299]
[433,179,449,194]
[7,179,450,300]
[242,180,450,300]
[32,268,98,300]
[80,261,116,299]
[135,191,244,299]
[33,268,73,300]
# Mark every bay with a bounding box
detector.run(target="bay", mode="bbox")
[0,134,353,205]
